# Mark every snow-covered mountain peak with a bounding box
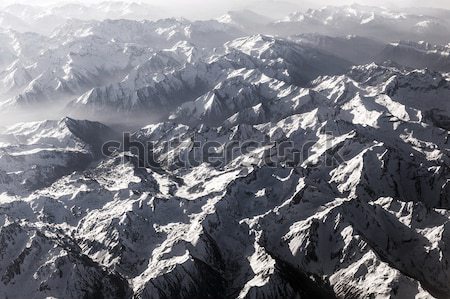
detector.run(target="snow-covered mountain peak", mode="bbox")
[225,34,277,57]
[274,4,449,44]
[0,3,449,299]
[2,117,114,149]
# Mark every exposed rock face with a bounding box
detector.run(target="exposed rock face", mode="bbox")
[0,3,449,299]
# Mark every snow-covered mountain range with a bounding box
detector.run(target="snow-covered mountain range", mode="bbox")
[0,2,449,299]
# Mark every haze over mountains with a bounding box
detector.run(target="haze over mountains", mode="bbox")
[0,2,448,126]
[0,1,449,299]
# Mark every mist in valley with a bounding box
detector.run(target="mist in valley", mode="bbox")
[0,0,448,130]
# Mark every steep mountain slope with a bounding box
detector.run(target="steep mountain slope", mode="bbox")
[0,4,449,299]
[376,41,450,72]
[290,34,386,65]
[0,18,244,125]
[67,35,351,123]
[0,118,116,195]
[290,34,450,72]
[347,63,450,130]
[1,58,449,298]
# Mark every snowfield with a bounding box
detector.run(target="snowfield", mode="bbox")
[0,2,449,299]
